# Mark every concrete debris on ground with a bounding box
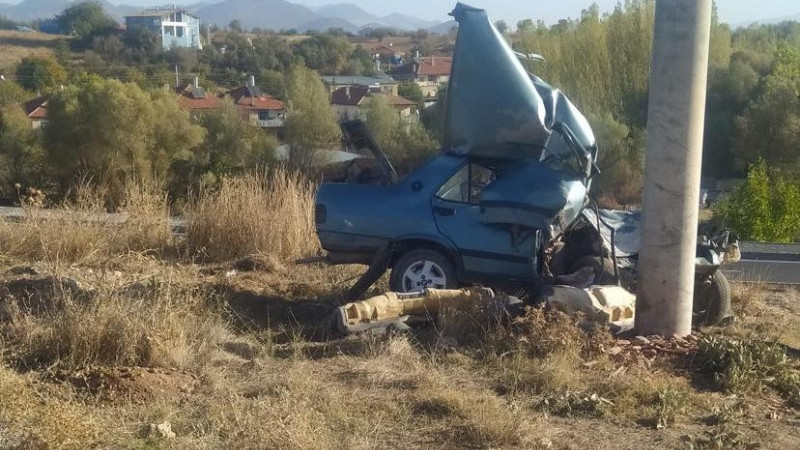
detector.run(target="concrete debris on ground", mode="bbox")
[600,334,700,370]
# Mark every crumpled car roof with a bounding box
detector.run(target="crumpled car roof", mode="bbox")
[444,2,596,160]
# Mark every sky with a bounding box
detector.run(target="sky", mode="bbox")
[5,0,798,27]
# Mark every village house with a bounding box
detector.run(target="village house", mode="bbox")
[227,76,286,134]
[320,75,398,96]
[390,56,452,105]
[330,86,418,122]
[22,96,47,129]
[125,8,203,50]
[174,78,221,113]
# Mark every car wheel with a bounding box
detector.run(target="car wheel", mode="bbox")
[390,249,458,293]
[693,270,731,327]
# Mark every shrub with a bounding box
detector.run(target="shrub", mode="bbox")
[714,159,800,242]
[186,168,319,262]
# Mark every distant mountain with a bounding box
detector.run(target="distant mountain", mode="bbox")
[3,0,454,34]
[378,13,439,31]
[5,0,69,21]
[194,0,316,30]
[314,3,377,27]
[296,17,358,34]
[4,0,135,22]
[428,20,457,35]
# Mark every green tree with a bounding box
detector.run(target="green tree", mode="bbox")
[15,57,67,92]
[494,20,508,34]
[43,77,204,190]
[714,160,800,242]
[56,2,117,48]
[195,98,278,176]
[733,44,800,173]
[0,81,27,107]
[364,95,435,172]
[284,65,340,167]
[398,82,424,107]
[0,105,45,191]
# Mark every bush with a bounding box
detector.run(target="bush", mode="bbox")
[186,168,319,262]
[714,159,800,242]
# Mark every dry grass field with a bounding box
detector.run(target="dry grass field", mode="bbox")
[0,168,799,449]
[0,30,67,71]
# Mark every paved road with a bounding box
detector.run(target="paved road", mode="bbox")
[723,241,800,284]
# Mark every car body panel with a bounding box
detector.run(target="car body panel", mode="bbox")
[444,3,596,163]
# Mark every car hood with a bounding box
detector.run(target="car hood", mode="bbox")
[444,3,596,161]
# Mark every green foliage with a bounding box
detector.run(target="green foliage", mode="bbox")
[43,76,205,189]
[15,57,67,92]
[0,105,46,192]
[284,65,340,167]
[589,113,645,206]
[56,2,117,48]
[714,159,800,242]
[398,82,424,107]
[363,96,436,173]
[195,99,278,175]
[696,336,800,403]
[0,81,27,107]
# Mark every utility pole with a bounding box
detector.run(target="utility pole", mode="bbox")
[174,65,179,88]
[635,0,712,337]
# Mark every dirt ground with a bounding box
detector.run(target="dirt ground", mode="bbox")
[0,255,799,449]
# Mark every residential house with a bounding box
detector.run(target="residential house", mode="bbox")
[330,86,418,122]
[125,8,203,50]
[175,78,221,113]
[390,56,452,105]
[227,77,286,133]
[22,96,47,129]
[320,75,398,96]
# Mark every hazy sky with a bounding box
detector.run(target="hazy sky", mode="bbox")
[7,0,797,26]
[292,0,796,26]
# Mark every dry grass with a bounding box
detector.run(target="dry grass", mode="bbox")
[0,30,66,71]
[4,282,230,371]
[186,168,319,262]
[0,182,173,265]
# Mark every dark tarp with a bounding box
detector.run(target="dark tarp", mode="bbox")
[445,3,596,161]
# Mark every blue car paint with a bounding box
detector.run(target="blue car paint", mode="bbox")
[316,154,543,283]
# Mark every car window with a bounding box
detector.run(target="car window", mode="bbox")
[436,163,494,204]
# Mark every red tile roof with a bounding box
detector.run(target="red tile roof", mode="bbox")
[22,96,47,119]
[391,56,452,77]
[175,84,222,110]
[229,86,285,111]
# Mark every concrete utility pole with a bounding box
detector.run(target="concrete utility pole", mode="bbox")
[635,0,712,337]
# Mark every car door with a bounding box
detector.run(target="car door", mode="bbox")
[431,162,538,281]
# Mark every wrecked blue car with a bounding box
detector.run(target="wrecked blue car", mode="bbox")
[313,3,732,325]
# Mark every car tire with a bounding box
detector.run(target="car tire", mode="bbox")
[390,249,458,293]
[693,270,731,327]
[570,255,617,285]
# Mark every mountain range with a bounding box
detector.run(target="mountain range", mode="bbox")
[0,0,453,33]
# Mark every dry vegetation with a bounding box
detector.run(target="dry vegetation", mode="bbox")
[0,30,65,71]
[0,168,799,449]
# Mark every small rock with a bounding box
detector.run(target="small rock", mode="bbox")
[608,346,623,356]
[616,339,631,346]
[685,334,698,342]
[150,421,176,439]
[631,345,642,351]
[634,336,651,345]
